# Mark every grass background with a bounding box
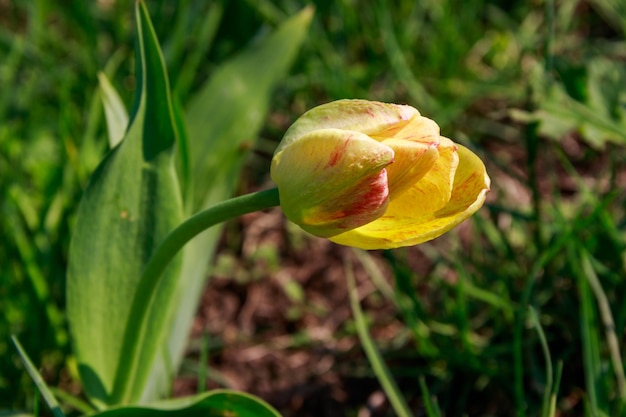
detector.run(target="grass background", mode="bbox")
[2,0,625,415]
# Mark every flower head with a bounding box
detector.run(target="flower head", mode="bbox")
[271,99,490,250]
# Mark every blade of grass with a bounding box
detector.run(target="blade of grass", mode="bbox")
[375,1,437,116]
[580,249,626,406]
[514,248,553,417]
[351,248,395,301]
[0,34,24,116]
[418,377,442,417]
[545,0,555,73]
[384,251,439,357]
[549,361,563,417]
[345,259,414,417]
[11,336,66,417]
[6,199,65,347]
[572,243,602,416]
[514,196,616,415]
[48,387,96,415]
[172,1,223,100]
[472,210,524,271]
[242,0,286,25]
[451,258,473,354]
[527,306,554,417]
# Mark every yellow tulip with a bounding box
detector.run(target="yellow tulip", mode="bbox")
[271,99,490,250]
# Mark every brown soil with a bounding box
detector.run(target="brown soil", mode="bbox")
[173,207,430,417]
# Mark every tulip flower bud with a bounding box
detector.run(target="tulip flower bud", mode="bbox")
[271,99,490,249]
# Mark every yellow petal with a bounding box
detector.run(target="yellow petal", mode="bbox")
[372,115,440,144]
[382,138,439,197]
[276,99,419,153]
[385,137,459,216]
[329,144,490,249]
[271,128,394,237]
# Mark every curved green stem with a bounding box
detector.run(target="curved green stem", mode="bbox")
[112,187,280,403]
[144,187,280,286]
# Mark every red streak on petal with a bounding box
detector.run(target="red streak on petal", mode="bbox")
[326,136,351,168]
[341,169,389,219]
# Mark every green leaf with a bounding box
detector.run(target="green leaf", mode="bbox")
[516,59,626,148]
[67,0,183,407]
[171,1,224,102]
[184,6,314,212]
[88,390,281,417]
[11,336,66,417]
[345,262,414,417]
[161,6,314,393]
[97,71,128,149]
[68,4,312,408]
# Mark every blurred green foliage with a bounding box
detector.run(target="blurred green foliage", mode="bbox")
[2,0,626,416]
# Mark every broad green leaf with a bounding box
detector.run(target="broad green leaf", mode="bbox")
[88,390,281,417]
[67,1,183,407]
[185,6,314,212]
[162,6,314,392]
[97,71,129,149]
